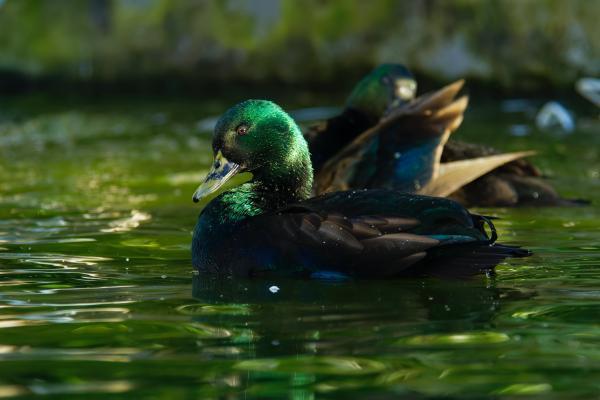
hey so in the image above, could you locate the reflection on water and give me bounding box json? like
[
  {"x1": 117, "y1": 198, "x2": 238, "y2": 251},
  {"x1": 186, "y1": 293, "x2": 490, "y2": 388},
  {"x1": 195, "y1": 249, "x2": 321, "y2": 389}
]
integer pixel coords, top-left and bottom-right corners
[{"x1": 0, "y1": 96, "x2": 598, "y2": 398}]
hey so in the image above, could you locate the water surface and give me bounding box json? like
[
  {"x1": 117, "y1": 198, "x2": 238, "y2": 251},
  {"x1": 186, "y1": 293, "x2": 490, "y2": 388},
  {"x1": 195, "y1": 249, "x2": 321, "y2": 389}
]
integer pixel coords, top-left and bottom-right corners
[{"x1": 0, "y1": 93, "x2": 598, "y2": 399}]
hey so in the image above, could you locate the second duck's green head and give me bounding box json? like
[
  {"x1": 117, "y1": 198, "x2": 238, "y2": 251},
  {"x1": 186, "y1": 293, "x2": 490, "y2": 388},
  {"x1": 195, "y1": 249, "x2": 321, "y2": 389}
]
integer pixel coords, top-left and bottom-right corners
[
  {"x1": 193, "y1": 100, "x2": 313, "y2": 204},
  {"x1": 346, "y1": 64, "x2": 416, "y2": 119}
]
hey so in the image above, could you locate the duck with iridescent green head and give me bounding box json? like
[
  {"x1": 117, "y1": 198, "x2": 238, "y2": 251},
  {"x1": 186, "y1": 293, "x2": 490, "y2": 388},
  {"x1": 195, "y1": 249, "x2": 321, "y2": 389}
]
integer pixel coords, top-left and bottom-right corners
[
  {"x1": 306, "y1": 64, "x2": 417, "y2": 171},
  {"x1": 192, "y1": 100, "x2": 529, "y2": 278},
  {"x1": 310, "y1": 64, "x2": 583, "y2": 206}
]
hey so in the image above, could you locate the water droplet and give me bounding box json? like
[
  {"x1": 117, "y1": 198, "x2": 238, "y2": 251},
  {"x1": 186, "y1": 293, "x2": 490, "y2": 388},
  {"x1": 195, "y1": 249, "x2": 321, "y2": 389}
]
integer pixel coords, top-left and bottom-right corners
[
  {"x1": 125, "y1": 258, "x2": 130, "y2": 262},
  {"x1": 161, "y1": 275, "x2": 167, "y2": 279}
]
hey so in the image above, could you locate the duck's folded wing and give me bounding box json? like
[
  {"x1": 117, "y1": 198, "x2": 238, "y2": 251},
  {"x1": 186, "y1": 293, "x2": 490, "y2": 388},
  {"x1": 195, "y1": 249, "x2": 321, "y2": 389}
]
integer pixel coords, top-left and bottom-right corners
[
  {"x1": 232, "y1": 192, "x2": 526, "y2": 278},
  {"x1": 237, "y1": 210, "x2": 462, "y2": 278}
]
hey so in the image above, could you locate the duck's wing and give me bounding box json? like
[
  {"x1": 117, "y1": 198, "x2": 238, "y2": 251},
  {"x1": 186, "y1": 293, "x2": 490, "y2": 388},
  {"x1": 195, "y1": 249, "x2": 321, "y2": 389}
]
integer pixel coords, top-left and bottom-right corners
[
  {"x1": 314, "y1": 80, "x2": 467, "y2": 194},
  {"x1": 419, "y1": 151, "x2": 536, "y2": 197},
  {"x1": 441, "y1": 140, "x2": 587, "y2": 206},
  {"x1": 442, "y1": 140, "x2": 542, "y2": 176},
  {"x1": 231, "y1": 190, "x2": 529, "y2": 278}
]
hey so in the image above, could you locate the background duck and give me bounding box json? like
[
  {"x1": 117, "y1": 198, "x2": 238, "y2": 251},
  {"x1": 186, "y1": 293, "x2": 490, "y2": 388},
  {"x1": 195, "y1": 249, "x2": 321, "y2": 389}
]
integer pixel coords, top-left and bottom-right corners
[
  {"x1": 192, "y1": 99, "x2": 530, "y2": 279},
  {"x1": 308, "y1": 64, "x2": 583, "y2": 207},
  {"x1": 305, "y1": 64, "x2": 417, "y2": 171}
]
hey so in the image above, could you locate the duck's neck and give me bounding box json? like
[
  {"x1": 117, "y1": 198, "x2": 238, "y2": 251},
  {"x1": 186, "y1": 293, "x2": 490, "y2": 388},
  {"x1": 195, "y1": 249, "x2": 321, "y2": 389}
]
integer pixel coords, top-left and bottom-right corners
[
  {"x1": 193, "y1": 134, "x2": 313, "y2": 271},
  {"x1": 253, "y1": 157, "x2": 313, "y2": 208},
  {"x1": 207, "y1": 153, "x2": 313, "y2": 225}
]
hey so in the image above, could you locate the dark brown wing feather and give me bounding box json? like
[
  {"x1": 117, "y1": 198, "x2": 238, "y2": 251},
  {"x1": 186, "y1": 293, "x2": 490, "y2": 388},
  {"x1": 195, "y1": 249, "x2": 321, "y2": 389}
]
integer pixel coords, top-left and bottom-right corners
[{"x1": 221, "y1": 191, "x2": 528, "y2": 279}]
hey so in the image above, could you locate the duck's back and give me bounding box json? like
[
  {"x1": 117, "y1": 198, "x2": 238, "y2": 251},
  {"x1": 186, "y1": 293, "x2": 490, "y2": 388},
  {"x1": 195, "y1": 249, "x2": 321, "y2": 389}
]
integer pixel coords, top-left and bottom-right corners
[{"x1": 195, "y1": 190, "x2": 529, "y2": 278}]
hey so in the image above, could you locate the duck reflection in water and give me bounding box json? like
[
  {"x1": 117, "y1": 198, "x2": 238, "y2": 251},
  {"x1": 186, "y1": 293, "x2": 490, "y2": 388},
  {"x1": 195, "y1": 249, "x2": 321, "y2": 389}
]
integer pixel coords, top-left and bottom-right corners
[{"x1": 192, "y1": 274, "x2": 534, "y2": 357}]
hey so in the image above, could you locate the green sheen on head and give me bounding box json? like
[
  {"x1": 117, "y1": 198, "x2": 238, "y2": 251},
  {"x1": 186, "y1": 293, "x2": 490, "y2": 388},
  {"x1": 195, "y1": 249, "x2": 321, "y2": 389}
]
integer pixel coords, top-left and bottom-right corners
[
  {"x1": 193, "y1": 100, "x2": 313, "y2": 203},
  {"x1": 345, "y1": 64, "x2": 416, "y2": 119}
]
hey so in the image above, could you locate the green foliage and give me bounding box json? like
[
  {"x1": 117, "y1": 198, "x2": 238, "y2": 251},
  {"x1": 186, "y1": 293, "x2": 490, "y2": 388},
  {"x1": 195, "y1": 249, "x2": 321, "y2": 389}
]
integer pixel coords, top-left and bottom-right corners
[{"x1": 0, "y1": 0, "x2": 598, "y2": 87}]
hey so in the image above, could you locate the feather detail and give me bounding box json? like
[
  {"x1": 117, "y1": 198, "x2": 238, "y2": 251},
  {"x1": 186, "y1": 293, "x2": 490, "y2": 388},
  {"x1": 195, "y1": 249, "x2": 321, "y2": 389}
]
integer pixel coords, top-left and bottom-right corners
[
  {"x1": 419, "y1": 151, "x2": 536, "y2": 197},
  {"x1": 314, "y1": 80, "x2": 468, "y2": 194}
]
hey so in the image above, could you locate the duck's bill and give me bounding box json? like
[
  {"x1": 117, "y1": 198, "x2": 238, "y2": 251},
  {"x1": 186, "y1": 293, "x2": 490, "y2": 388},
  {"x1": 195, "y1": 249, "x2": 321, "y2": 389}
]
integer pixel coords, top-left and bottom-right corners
[
  {"x1": 394, "y1": 78, "x2": 417, "y2": 101},
  {"x1": 193, "y1": 151, "x2": 242, "y2": 203}
]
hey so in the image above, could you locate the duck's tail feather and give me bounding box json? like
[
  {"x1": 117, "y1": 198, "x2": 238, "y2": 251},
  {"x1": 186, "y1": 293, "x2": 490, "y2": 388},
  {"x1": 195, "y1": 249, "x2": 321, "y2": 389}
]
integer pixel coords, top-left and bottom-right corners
[
  {"x1": 419, "y1": 94, "x2": 469, "y2": 181},
  {"x1": 422, "y1": 243, "x2": 532, "y2": 279},
  {"x1": 380, "y1": 80, "x2": 468, "y2": 147},
  {"x1": 419, "y1": 151, "x2": 537, "y2": 197}
]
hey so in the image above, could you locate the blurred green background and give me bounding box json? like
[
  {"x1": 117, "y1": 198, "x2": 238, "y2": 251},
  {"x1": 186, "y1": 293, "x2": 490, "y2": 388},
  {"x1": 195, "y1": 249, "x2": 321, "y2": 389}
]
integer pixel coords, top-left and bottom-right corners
[{"x1": 0, "y1": 0, "x2": 598, "y2": 93}]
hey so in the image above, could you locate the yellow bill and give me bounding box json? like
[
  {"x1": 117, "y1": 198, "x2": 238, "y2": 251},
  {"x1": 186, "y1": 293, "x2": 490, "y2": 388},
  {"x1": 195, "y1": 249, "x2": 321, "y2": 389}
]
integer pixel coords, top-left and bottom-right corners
[{"x1": 193, "y1": 151, "x2": 245, "y2": 203}]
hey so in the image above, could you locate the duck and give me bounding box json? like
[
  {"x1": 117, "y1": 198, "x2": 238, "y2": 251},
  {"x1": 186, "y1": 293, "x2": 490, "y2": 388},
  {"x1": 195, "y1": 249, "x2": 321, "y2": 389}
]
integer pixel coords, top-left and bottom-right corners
[
  {"x1": 191, "y1": 100, "x2": 530, "y2": 279},
  {"x1": 308, "y1": 64, "x2": 583, "y2": 207},
  {"x1": 305, "y1": 64, "x2": 417, "y2": 171}
]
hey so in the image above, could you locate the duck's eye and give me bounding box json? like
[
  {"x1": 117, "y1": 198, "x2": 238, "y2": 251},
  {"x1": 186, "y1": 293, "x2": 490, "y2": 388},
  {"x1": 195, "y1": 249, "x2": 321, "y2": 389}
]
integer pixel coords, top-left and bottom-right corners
[{"x1": 236, "y1": 124, "x2": 249, "y2": 136}]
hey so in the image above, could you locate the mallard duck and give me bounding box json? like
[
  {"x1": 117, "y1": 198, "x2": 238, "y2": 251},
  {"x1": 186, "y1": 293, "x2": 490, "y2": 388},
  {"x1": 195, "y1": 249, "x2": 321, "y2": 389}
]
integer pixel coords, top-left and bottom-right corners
[
  {"x1": 191, "y1": 100, "x2": 530, "y2": 278},
  {"x1": 309, "y1": 64, "x2": 582, "y2": 207},
  {"x1": 305, "y1": 64, "x2": 417, "y2": 171}
]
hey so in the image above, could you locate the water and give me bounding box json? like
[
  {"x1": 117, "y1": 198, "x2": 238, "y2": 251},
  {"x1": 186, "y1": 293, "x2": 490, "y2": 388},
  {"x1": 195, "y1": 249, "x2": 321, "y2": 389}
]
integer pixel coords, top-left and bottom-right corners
[{"x1": 0, "y1": 93, "x2": 598, "y2": 399}]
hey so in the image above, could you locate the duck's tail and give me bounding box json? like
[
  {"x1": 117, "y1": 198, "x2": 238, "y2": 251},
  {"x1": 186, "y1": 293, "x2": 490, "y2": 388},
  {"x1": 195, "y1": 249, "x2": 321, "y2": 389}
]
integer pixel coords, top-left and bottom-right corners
[
  {"x1": 418, "y1": 213, "x2": 531, "y2": 278},
  {"x1": 422, "y1": 242, "x2": 531, "y2": 279}
]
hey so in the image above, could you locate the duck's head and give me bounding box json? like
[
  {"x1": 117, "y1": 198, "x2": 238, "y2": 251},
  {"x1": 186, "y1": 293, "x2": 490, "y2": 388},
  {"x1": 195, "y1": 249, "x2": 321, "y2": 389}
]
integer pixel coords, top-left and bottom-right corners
[
  {"x1": 193, "y1": 100, "x2": 313, "y2": 204},
  {"x1": 346, "y1": 64, "x2": 416, "y2": 119}
]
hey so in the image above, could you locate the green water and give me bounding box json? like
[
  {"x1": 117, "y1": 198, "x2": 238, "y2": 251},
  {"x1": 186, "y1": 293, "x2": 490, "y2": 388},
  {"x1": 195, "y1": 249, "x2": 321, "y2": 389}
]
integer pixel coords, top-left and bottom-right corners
[{"x1": 0, "y1": 93, "x2": 599, "y2": 399}]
